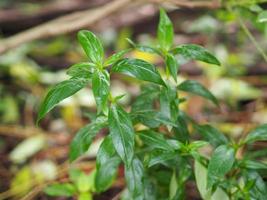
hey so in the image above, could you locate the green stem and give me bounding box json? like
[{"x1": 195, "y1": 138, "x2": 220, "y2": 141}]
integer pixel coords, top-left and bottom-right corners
[{"x1": 228, "y1": 6, "x2": 267, "y2": 63}]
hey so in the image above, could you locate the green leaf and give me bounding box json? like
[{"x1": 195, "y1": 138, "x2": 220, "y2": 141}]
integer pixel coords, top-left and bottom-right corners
[
  {"x1": 37, "y1": 78, "x2": 89, "y2": 123},
  {"x1": 207, "y1": 145, "x2": 235, "y2": 188},
  {"x1": 95, "y1": 136, "x2": 121, "y2": 192},
  {"x1": 108, "y1": 104, "x2": 135, "y2": 167},
  {"x1": 67, "y1": 62, "x2": 95, "y2": 78},
  {"x1": 166, "y1": 54, "x2": 179, "y2": 82},
  {"x1": 78, "y1": 193, "x2": 93, "y2": 200},
  {"x1": 194, "y1": 124, "x2": 228, "y2": 147},
  {"x1": 241, "y1": 160, "x2": 267, "y2": 170},
  {"x1": 245, "y1": 124, "x2": 267, "y2": 144},
  {"x1": 104, "y1": 49, "x2": 131, "y2": 66},
  {"x1": 173, "y1": 112, "x2": 190, "y2": 142},
  {"x1": 194, "y1": 161, "x2": 211, "y2": 199},
  {"x1": 172, "y1": 44, "x2": 220, "y2": 65},
  {"x1": 69, "y1": 116, "x2": 107, "y2": 161},
  {"x1": 194, "y1": 161, "x2": 229, "y2": 200},
  {"x1": 77, "y1": 170, "x2": 95, "y2": 192},
  {"x1": 258, "y1": 11, "x2": 267, "y2": 23},
  {"x1": 125, "y1": 157, "x2": 144, "y2": 199},
  {"x1": 77, "y1": 30, "x2": 104, "y2": 64},
  {"x1": 92, "y1": 69, "x2": 110, "y2": 115},
  {"x1": 138, "y1": 130, "x2": 177, "y2": 151},
  {"x1": 147, "y1": 151, "x2": 177, "y2": 167},
  {"x1": 135, "y1": 45, "x2": 161, "y2": 55},
  {"x1": 112, "y1": 58, "x2": 165, "y2": 86},
  {"x1": 44, "y1": 183, "x2": 76, "y2": 197},
  {"x1": 178, "y1": 80, "x2": 218, "y2": 106},
  {"x1": 157, "y1": 8, "x2": 174, "y2": 50},
  {"x1": 245, "y1": 171, "x2": 267, "y2": 200}
]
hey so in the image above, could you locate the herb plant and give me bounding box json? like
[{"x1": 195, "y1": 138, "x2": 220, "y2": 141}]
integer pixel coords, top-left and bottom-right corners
[{"x1": 38, "y1": 9, "x2": 267, "y2": 200}]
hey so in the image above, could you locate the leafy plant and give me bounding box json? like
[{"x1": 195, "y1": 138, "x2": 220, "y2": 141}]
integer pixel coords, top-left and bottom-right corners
[
  {"x1": 44, "y1": 169, "x2": 95, "y2": 200},
  {"x1": 38, "y1": 8, "x2": 267, "y2": 200}
]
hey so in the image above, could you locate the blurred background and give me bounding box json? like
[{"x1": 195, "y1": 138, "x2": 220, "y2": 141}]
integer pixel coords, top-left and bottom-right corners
[{"x1": 0, "y1": 0, "x2": 267, "y2": 199}]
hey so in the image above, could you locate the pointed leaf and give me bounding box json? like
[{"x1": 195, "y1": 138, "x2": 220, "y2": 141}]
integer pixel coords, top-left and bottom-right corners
[
  {"x1": 44, "y1": 183, "x2": 76, "y2": 197},
  {"x1": 69, "y1": 116, "x2": 107, "y2": 161},
  {"x1": 178, "y1": 80, "x2": 218, "y2": 106},
  {"x1": 194, "y1": 124, "x2": 228, "y2": 147},
  {"x1": 108, "y1": 104, "x2": 135, "y2": 167},
  {"x1": 207, "y1": 145, "x2": 235, "y2": 188},
  {"x1": 112, "y1": 58, "x2": 165, "y2": 86},
  {"x1": 77, "y1": 30, "x2": 104, "y2": 64},
  {"x1": 67, "y1": 62, "x2": 95, "y2": 78},
  {"x1": 172, "y1": 44, "x2": 220, "y2": 65},
  {"x1": 138, "y1": 130, "x2": 177, "y2": 151},
  {"x1": 37, "y1": 78, "x2": 89, "y2": 123},
  {"x1": 92, "y1": 69, "x2": 110, "y2": 114},
  {"x1": 125, "y1": 157, "x2": 144, "y2": 199},
  {"x1": 104, "y1": 49, "x2": 131, "y2": 66},
  {"x1": 157, "y1": 9, "x2": 174, "y2": 50},
  {"x1": 166, "y1": 54, "x2": 179, "y2": 82},
  {"x1": 245, "y1": 124, "x2": 267, "y2": 144},
  {"x1": 95, "y1": 136, "x2": 121, "y2": 192}
]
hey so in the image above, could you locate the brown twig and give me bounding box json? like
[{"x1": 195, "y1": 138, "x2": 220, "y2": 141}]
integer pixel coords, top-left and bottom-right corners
[{"x1": 0, "y1": 0, "x2": 132, "y2": 55}]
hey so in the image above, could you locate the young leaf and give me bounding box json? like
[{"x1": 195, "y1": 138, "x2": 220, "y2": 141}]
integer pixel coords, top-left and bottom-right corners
[
  {"x1": 194, "y1": 124, "x2": 228, "y2": 147},
  {"x1": 77, "y1": 30, "x2": 104, "y2": 65},
  {"x1": 125, "y1": 157, "x2": 144, "y2": 199},
  {"x1": 92, "y1": 69, "x2": 110, "y2": 115},
  {"x1": 244, "y1": 124, "x2": 267, "y2": 144},
  {"x1": 112, "y1": 58, "x2": 165, "y2": 86},
  {"x1": 69, "y1": 116, "x2": 107, "y2": 161},
  {"x1": 77, "y1": 171, "x2": 95, "y2": 192},
  {"x1": 104, "y1": 49, "x2": 131, "y2": 66},
  {"x1": 172, "y1": 44, "x2": 220, "y2": 66},
  {"x1": 157, "y1": 8, "x2": 174, "y2": 50},
  {"x1": 207, "y1": 145, "x2": 235, "y2": 188},
  {"x1": 108, "y1": 104, "x2": 135, "y2": 167},
  {"x1": 178, "y1": 80, "x2": 218, "y2": 106},
  {"x1": 37, "y1": 78, "x2": 89, "y2": 123},
  {"x1": 166, "y1": 53, "x2": 179, "y2": 82},
  {"x1": 44, "y1": 183, "x2": 76, "y2": 197},
  {"x1": 95, "y1": 136, "x2": 121, "y2": 192},
  {"x1": 67, "y1": 62, "x2": 95, "y2": 78},
  {"x1": 126, "y1": 38, "x2": 161, "y2": 55}
]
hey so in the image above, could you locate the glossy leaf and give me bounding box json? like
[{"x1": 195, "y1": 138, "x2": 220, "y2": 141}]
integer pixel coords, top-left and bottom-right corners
[
  {"x1": 166, "y1": 54, "x2": 179, "y2": 82},
  {"x1": 172, "y1": 44, "x2": 220, "y2": 65},
  {"x1": 108, "y1": 104, "x2": 135, "y2": 167},
  {"x1": 207, "y1": 145, "x2": 235, "y2": 188},
  {"x1": 241, "y1": 160, "x2": 267, "y2": 170},
  {"x1": 194, "y1": 124, "x2": 228, "y2": 147},
  {"x1": 95, "y1": 136, "x2": 121, "y2": 192},
  {"x1": 147, "y1": 151, "x2": 177, "y2": 167},
  {"x1": 104, "y1": 49, "x2": 131, "y2": 66},
  {"x1": 37, "y1": 78, "x2": 89, "y2": 123},
  {"x1": 69, "y1": 116, "x2": 107, "y2": 161},
  {"x1": 44, "y1": 183, "x2": 76, "y2": 197},
  {"x1": 67, "y1": 62, "x2": 95, "y2": 78},
  {"x1": 92, "y1": 69, "x2": 110, "y2": 114},
  {"x1": 245, "y1": 124, "x2": 267, "y2": 144},
  {"x1": 77, "y1": 30, "x2": 104, "y2": 64},
  {"x1": 245, "y1": 171, "x2": 267, "y2": 200},
  {"x1": 112, "y1": 58, "x2": 165, "y2": 86},
  {"x1": 157, "y1": 8, "x2": 174, "y2": 50},
  {"x1": 178, "y1": 80, "x2": 218, "y2": 106},
  {"x1": 125, "y1": 157, "x2": 144, "y2": 199},
  {"x1": 138, "y1": 130, "x2": 177, "y2": 151}
]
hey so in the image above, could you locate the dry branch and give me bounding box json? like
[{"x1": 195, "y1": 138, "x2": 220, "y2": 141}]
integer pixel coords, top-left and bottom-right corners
[{"x1": 0, "y1": 0, "x2": 224, "y2": 54}]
